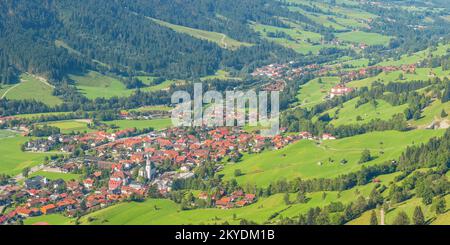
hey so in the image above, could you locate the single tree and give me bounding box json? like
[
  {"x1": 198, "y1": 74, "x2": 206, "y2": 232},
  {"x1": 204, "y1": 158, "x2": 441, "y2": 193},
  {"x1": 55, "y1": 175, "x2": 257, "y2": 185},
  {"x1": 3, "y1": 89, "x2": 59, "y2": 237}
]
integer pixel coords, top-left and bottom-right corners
[
  {"x1": 433, "y1": 197, "x2": 446, "y2": 215},
  {"x1": 413, "y1": 206, "x2": 425, "y2": 225},
  {"x1": 441, "y1": 109, "x2": 448, "y2": 118},
  {"x1": 359, "y1": 149, "x2": 372, "y2": 164},
  {"x1": 392, "y1": 211, "x2": 410, "y2": 225},
  {"x1": 22, "y1": 167, "x2": 30, "y2": 178},
  {"x1": 297, "y1": 191, "x2": 308, "y2": 203},
  {"x1": 370, "y1": 210, "x2": 378, "y2": 225},
  {"x1": 283, "y1": 193, "x2": 290, "y2": 205},
  {"x1": 234, "y1": 169, "x2": 242, "y2": 177}
]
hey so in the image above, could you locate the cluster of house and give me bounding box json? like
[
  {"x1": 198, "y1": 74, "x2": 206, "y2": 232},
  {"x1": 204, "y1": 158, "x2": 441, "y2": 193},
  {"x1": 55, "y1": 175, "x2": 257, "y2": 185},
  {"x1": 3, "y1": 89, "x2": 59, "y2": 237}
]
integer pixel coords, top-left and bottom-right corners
[
  {"x1": 24, "y1": 128, "x2": 137, "y2": 153},
  {"x1": 119, "y1": 110, "x2": 170, "y2": 120},
  {"x1": 329, "y1": 84, "x2": 354, "y2": 98},
  {"x1": 262, "y1": 79, "x2": 287, "y2": 91},
  {"x1": 0, "y1": 116, "x2": 17, "y2": 124},
  {"x1": 251, "y1": 63, "x2": 289, "y2": 79},
  {"x1": 24, "y1": 135, "x2": 73, "y2": 152},
  {"x1": 341, "y1": 64, "x2": 416, "y2": 82},
  {"x1": 299, "y1": 131, "x2": 336, "y2": 140},
  {"x1": 0, "y1": 164, "x2": 153, "y2": 224},
  {"x1": 198, "y1": 190, "x2": 257, "y2": 209},
  {"x1": 2, "y1": 124, "x2": 315, "y2": 224}
]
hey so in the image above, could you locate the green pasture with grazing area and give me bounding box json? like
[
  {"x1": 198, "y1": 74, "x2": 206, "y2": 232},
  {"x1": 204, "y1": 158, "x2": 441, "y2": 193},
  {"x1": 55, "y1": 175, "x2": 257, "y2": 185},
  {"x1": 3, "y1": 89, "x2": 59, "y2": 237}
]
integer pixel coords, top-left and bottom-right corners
[
  {"x1": 318, "y1": 98, "x2": 408, "y2": 126},
  {"x1": 410, "y1": 100, "x2": 450, "y2": 127},
  {"x1": 219, "y1": 130, "x2": 444, "y2": 187},
  {"x1": 76, "y1": 172, "x2": 398, "y2": 225},
  {"x1": 348, "y1": 194, "x2": 450, "y2": 225},
  {"x1": 140, "y1": 79, "x2": 182, "y2": 92},
  {"x1": 336, "y1": 31, "x2": 391, "y2": 46},
  {"x1": 251, "y1": 22, "x2": 344, "y2": 54},
  {"x1": 24, "y1": 214, "x2": 74, "y2": 225},
  {"x1": 0, "y1": 129, "x2": 17, "y2": 139},
  {"x1": 103, "y1": 118, "x2": 172, "y2": 131},
  {"x1": 376, "y1": 43, "x2": 450, "y2": 67},
  {"x1": 29, "y1": 171, "x2": 81, "y2": 182},
  {"x1": 3, "y1": 73, "x2": 63, "y2": 106},
  {"x1": 200, "y1": 70, "x2": 240, "y2": 81},
  {"x1": 41, "y1": 120, "x2": 93, "y2": 134},
  {"x1": 149, "y1": 17, "x2": 252, "y2": 50},
  {"x1": 296, "y1": 77, "x2": 340, "y2": 108},
  {"x1": 0, "y1": 84, "x2": 13, "y2": 98},
  {"x1": 347, "y1": 67, "x2": 450, "y2": 88},
  {"x1": 70, "y1": 71, "x2": 133, "y2": 99},
  {"x1": 0, "y1": 135, "x2": 54, "y2": 176},
  {"x1": 287, "y1": 6, "x2": 347, "y2": 31}
]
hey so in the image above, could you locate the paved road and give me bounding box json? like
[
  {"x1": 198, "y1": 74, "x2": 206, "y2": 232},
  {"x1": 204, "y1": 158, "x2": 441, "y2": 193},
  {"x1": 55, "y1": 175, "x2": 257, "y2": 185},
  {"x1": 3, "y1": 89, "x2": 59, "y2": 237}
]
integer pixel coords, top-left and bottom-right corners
[{"x1": 13, "y1": 164, "x2": 44, "y2": 182}]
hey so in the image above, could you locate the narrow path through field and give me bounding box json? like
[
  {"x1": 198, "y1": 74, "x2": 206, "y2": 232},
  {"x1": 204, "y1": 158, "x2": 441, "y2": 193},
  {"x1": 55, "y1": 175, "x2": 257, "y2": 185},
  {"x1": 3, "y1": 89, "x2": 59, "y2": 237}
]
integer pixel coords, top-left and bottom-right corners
[
  {"x1": 1, "y1": 74, "x2": 55, "y2": 100},
  {"x1": 0, "y1": 83, "x2": 21, "y2": 99},
  {"x1": 30, "y1": 74, "x2": 55, "y2": 89},
  {"x1": 13, "y1": 164, "x2": 44, "y2": 182}
]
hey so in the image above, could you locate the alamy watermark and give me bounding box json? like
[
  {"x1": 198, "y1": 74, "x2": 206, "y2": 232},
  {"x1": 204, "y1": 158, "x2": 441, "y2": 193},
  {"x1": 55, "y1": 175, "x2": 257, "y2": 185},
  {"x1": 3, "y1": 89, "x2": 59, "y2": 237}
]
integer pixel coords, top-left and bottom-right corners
[{"x1": 171, "y1": 83, "x2": 280, "y2": 137}]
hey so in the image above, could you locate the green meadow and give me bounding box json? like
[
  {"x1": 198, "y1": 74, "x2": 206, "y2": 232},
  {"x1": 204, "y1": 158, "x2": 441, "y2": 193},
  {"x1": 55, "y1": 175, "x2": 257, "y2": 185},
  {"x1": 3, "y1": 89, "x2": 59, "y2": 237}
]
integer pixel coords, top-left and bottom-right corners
[
  {"x1": 0, "y1": 129, "x2": 17, "y2": 139},
  {"x1": 336, "y1": 31, "x2": 391, "y2": 46},
  {"x1": 287, "y1": 6, "x2": 347, "y2": 31},
  {"x1": 347, "y1": 67, "x2": 450, "y2": 88},
  {"x1": 140, "y1": 79, "x2": 182, "y2": 93},
  {"x1": 149, "y1": 17, "x2": 252, "y2": 50},
  {"x1": 78, "y1": 172, "x2": 399, "y2": 225},
  {"x1": 0, "y1": 134, "x2": 54, "y2": 176},
  {"x1": 42, "y1": 120, "x2": 93, "y2": 134},
  {"x1": 200, "y1": 70, "x2": 240, "y2": 81},
  {"x1": 3, "y1": 73, "x2": 63, "y2": 106},
  {"x1": 29, "y1": 170, "x2": 81, "y2": 182},
  {"x1": 319, "y1": 98, "x2": 408, "y2": 126},
  {"x1": 103, "y1": 118, "x2": 172, "y2": 131},
  {"x1": 24, "y1": 214, "x2": 75, "y2": 225},
  {"x1": 252, "y1": 22, "x2": 340, "y2": 54},
  {"x1": 348, "y1": 194, "x2": 450, "y2": 225},
  {"x1": 410, "y1": 100, "x2": 450, "y2": 127},
  {"x1": 296, "y1": 77, "x2": 340, "y2": 108},
  {"x1": 69, "y1": 71, "x2": 133, "y2": 99},
  {"x1": 376, "y1": 43, "x2": 450, "y2": 67},
  {"x1": 219, "y1": 130, "x2": 444, "y2": 187}
]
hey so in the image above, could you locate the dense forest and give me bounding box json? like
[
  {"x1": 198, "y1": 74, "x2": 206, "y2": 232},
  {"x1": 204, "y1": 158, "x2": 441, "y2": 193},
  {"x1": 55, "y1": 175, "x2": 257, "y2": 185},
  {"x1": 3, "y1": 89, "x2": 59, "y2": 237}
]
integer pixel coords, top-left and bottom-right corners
[
  {"x1": 0, "y1": 0, "x2": 302, "y2": 84},
  {"x1": 1, "y1": 0, "x2": 450, "y2": 86}
]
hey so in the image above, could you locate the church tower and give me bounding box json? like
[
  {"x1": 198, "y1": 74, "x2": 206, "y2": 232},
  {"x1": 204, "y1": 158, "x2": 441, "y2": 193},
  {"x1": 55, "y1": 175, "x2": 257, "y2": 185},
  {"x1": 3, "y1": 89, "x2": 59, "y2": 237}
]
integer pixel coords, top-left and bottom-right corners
[{"x1": 145, "y1": 155, "x2": 154, "y2": 180}]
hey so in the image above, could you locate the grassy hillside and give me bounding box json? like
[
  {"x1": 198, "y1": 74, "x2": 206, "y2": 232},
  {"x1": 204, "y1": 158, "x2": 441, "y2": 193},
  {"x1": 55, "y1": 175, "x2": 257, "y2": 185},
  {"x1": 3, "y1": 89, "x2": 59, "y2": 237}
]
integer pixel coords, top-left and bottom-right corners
[
  {"x1": 348, "y1": 194, "x2": 450, "y2": 225},
  {"x1": 319, "y1": 98, "x2": 408, "y2": 126},
  {"x1": 219, "y1": 130, "x2": 444, "y2": 187},
  {"x1": 3, "y1": 74, "x2": 63, "y2": 106},
  {"x1": 347, "y1": 67, "x2": 450, "y2": 88},
  {"x1": 149, "y1": 18, "x2": 252, "y2": 50},
  {"x1": 77, "y1": 172, "x2": 398, "y2": 225},
  {"x1": 69, "y1": 71, "x2": 133, "y2": 99},
  {"x1": 336, "y1": 31, "x2": 391, "y2": 46},
  {"x1": 296, "y1": 77, "x2": 340, "y2": 108},
  {"x1": 411, "y1": 100, "x2": 450, "y2": 127},
  {"x1": 251, "y1": 22, "x2": 338, "y2": 54}
]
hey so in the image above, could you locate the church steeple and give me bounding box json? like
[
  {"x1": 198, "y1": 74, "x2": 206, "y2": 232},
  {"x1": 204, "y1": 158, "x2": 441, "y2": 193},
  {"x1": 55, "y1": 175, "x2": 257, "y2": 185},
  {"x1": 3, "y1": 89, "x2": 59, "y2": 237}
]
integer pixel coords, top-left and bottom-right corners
[{"x1": 145, "y1": 154, "x2": 154, "y2": 180}]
